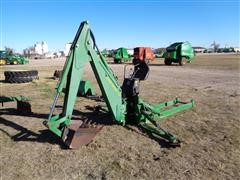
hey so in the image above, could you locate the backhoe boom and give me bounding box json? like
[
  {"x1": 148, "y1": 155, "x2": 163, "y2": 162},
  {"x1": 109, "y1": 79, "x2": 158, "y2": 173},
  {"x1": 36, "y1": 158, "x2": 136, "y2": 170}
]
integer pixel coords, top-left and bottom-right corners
[
  {"x1": 46, "y1": 21, "x2": 126, "y2": 145},
  {"x1": 45, "y1": 21, "x2": 195, "y2": 149}
]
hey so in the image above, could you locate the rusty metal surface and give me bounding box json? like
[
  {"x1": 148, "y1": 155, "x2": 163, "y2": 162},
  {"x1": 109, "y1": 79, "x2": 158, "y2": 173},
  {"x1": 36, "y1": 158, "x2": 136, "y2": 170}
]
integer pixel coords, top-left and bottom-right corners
[{"x1": 62, "y1": 119, "x2": 103, "y2": 149}]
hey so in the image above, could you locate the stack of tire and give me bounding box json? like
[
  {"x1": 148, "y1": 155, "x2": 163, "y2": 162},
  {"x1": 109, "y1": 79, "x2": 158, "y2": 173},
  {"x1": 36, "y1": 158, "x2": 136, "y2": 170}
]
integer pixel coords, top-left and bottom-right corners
[{"x1": 4, "y1": 70, "x2": 39, "y2": 83}]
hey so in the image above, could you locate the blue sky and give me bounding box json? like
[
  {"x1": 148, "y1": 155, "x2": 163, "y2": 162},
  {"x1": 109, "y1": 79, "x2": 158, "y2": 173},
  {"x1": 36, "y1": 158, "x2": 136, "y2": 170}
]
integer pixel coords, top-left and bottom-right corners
[{"x1": 0, "y1": 0, "x2": 239, "y2": 53}]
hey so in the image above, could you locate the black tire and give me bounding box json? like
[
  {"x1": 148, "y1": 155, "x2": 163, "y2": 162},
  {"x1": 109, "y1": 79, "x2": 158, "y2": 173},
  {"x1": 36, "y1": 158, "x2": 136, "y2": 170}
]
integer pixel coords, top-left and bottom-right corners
[
  {"x1": 179, "y1": 57, "x2": 187, "y2": 66},
  {"x1": 114, "y1": 58, "x2": 121, "y2": 64},
  {"x1": 4, "y1": 70, "x2": 38, "y2": 83},
  {"x1": 164, "y1": 58, "x2": 172, "y2": 65},
  {"x1": 113, "y1": 59, "x2": 118, "y2": 63},
  {"x1": 132, "y1": 59, "x2": 141, "y2": 65}
]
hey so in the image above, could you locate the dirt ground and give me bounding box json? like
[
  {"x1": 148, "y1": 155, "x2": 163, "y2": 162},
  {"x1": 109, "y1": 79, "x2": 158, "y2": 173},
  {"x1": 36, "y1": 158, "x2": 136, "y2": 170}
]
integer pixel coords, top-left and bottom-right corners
[{"x1": 0, "y1": 54, "x2": 239, "y2": 180}]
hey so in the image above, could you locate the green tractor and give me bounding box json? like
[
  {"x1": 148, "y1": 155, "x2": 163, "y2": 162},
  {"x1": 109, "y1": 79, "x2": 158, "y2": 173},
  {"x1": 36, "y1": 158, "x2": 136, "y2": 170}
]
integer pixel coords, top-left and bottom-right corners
[
  {"x1": 113, "y1": 47, "x2": 130, "y2": 63},
  {"x1": 0, "y1": 50, "x2": 29, "y2": 65},
  {"x1": 164, "y1": 42, "x2": 195, "y2": 66}
]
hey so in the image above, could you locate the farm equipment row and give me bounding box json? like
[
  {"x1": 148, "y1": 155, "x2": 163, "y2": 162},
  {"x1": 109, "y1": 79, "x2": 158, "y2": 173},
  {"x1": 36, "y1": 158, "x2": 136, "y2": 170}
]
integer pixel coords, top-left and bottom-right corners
[
  {"x1": 0, "y1": 39, "x2": 194, "y2": 67},
  {"x1": 112, "y1": 43, "x2": 195, "y2": 65},
  {"x1": 113, "y1": 47, "x2": 156, "y2": 65},
  {"x1": 113, "y1": 47, "x2": 155, "y2": 64}
]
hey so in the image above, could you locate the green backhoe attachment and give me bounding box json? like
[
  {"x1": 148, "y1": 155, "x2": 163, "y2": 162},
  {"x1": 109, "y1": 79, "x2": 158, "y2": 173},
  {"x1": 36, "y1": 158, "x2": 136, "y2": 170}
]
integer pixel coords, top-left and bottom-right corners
[
  {"x1": 137, "y1": 98, "x2": 194, "y2": 146},
  {"x1": 45, "y1": 21, "x2": 195, "y2": 149},
  {"x1": 53, "y1": 70, "x2": 95, "y2": 96}
]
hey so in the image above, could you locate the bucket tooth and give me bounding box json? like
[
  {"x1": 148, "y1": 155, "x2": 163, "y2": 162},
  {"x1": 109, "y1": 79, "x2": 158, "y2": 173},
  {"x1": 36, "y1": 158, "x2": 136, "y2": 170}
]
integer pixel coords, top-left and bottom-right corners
[{"x1": 62, "y1": 120, "x2": 103, "y2": 149}]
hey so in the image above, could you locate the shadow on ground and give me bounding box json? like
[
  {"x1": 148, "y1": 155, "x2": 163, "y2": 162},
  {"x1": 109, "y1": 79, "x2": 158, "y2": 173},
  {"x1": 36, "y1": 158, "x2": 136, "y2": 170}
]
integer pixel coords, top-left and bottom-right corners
[
  {"x1": 0, "y1": 106, "x2": 178, "y2": 149},
  {"x1": 148, "y1": 63, "x2": 179, "y2": 67},
  {"x1": 0, "y1": 116, "x2": 66, "y2": 148},
  {"x1": 125, "y1": 125, "x2": 180, "y2": 149}
]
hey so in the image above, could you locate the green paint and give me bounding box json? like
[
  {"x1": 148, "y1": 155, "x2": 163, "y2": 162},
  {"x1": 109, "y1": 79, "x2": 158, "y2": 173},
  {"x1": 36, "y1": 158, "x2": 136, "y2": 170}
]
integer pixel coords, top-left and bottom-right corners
[
  {"x1": 114, "y1": 47, "x2": 130, "y2": 63},
  {"x1": 0, "y1": 50, "x2": 29, "y2": 65},
  {"x1": 45, "y1": 21, "x2": 195, "y2": 146},
  {"x1": 164, "y1": 42, "x2": 195, "y2": 65}
]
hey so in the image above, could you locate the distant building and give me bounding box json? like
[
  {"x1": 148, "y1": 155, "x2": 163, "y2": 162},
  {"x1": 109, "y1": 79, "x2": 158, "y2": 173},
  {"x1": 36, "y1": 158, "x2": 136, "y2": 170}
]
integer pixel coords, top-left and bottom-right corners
[
  {"x1": 34, "y1": 41, "x2": 49, "y2": 55},
  {"x1": 154, "y1": 48, "x2": 166, "y2": 54},
  {"x1": 64, "y1": 43, "x2": 72, "y2": 56},
  {"x1": 45, "y1": 52, "x2": 55, "y2": 59},
  {"x1": 23, "y1": 41, "x2": 49, "y2": 58},
  {"x1": 127, "y1": 49, "x2": 134, "y2": 56},
  {"x1": 234, "y1": 47, "x2": 240, "y2": 52},
  {"x1": 193, "y1": 47, "x2": 206, "y2": 53}
]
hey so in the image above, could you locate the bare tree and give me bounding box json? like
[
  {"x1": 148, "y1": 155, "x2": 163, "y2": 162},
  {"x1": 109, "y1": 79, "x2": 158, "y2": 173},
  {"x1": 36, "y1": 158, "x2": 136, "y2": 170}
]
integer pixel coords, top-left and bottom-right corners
[
  {"x1": 4, "y1": 46, "x2": 14, "y2": 54},
  {"x1": 23, "y1": 46, "x2": 35, "y2": 58},
  {"x1": 155, "y1": 48, "x2": 166, "y2": 54},
  {"x1": 23, "y1": 48, "x2": 30, "y2": 58},
  {"x1": 211, "y1": 41, "x2": 220, "y2": 52}
]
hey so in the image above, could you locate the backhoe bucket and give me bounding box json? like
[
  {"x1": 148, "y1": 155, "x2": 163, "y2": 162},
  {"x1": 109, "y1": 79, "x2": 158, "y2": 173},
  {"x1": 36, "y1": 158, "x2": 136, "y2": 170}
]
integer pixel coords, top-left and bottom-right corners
[{"x1": 62, "y1": 120, "x2": 103, "y2": 149}]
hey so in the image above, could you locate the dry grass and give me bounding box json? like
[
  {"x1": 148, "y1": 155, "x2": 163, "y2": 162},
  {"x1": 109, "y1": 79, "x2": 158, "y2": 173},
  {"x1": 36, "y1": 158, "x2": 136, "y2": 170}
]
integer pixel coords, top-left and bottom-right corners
[{"x1": 0, "y1": 54, "x2": 240, "y2": 179}]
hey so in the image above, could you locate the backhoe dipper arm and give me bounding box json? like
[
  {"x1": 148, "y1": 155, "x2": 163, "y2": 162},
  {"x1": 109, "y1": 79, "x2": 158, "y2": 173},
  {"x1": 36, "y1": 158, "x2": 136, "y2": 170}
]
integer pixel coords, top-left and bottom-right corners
[{"x1": 46, "y1": 21, "x2": 126, "y2": 138}]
